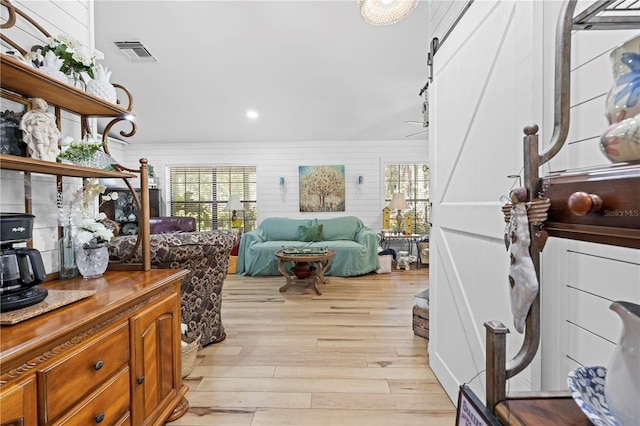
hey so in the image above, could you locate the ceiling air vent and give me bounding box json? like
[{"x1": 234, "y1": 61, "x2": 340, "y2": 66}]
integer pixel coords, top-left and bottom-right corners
[{"x1": 114, "y1": 41, "x2": 158, "y2": 62}]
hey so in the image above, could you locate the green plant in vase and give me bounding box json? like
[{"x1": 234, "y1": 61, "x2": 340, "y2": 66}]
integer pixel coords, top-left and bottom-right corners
[{"x1": 57, "y1": 138, "x2": 117, "y2": 170}]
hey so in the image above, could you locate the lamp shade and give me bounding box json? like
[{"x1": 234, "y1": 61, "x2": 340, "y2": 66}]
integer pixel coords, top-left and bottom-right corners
[
  {"x1": 224, "y1": 195, "x2": 245, "y2": 211},
  {"x1": 358, "y1": 0, "x2": 418, "y2": 26},
  {"x1": 387, "y1": 193, "x2": 410, "y2": 210}
]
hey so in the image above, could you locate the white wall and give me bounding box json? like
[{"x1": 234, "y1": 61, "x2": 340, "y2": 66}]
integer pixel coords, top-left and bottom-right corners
[
  {"x1": 119, "y1": 139, "x2": 428, "y2": 232},
  {"x1": 1, "y1": 0, "x2": 95, "y2": 273},
  {"x1": 428, "y1": 0, "x2": 640, "y2": 406}
]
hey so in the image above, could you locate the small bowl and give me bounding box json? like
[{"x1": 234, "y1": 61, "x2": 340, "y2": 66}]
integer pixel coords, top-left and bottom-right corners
[{"x1": 567, "y1": 366, "x2": 618, "y2": 426}]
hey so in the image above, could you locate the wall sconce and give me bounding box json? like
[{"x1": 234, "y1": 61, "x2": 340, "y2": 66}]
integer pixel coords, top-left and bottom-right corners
[
  {"x1": 355, "y1": 174, "x2": 364, "y2": 199},
  {"x1": 279, "y1": 176, "x2": 287, "y2": 202}
]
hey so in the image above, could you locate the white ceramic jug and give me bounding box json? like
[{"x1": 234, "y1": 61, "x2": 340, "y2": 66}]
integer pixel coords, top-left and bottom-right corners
[
  {"x1": 604, "y1": 301, "x2": 640, "y2": 425},
  {"x1": 601, "y1": 35, "x2": 640, "y2": 163}
]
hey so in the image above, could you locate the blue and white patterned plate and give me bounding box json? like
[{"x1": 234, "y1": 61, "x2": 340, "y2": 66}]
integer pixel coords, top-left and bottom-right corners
[{"x1": 567, "y1": 366, "x2": 619, "y2": 426}]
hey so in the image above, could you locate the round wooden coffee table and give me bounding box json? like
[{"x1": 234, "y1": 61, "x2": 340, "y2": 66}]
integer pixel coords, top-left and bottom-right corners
[{"x1": 274, "y1": 249, "x2": 336, "y2": 295}]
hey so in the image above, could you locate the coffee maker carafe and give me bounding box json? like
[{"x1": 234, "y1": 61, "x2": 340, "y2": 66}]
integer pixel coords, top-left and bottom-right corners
[{"x1": 1, "y1": 213, "x2": 48, "y2": 312}]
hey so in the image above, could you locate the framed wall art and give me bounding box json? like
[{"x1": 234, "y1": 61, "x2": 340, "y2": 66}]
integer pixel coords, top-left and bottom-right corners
[
  {"x1": 299, "y1": 165, "x2": 345, "y2": 212},
  {"x1": 0, "y1": 90, "x2": 30, "y2": 157}
]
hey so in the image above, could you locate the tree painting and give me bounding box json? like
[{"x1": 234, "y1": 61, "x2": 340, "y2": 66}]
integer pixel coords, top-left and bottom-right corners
[{"x1": 299, "y1": 165, "x2": 345, "y2": 212}]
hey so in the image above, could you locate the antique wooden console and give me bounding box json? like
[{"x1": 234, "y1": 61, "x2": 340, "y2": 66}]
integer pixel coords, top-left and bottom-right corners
[{"x1": 0, "y1": 270, "x2": 189, "y2": 426}]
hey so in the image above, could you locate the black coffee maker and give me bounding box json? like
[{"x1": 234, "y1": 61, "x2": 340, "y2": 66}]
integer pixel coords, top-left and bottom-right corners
[{"x1": 1, "y1": 213, "x2": 48, "y2": 312}]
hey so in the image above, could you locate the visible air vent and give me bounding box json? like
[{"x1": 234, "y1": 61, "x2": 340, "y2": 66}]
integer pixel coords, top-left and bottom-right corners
[{"x1": 114, "y1": 41, "x2": 158, "y2": 62}]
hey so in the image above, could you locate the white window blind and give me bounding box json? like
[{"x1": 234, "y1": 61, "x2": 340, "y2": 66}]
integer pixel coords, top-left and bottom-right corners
[
  {"x1": 168, "y1": 166, "x2": 257, "y2": 232},
  {"x1": 384, "y1": 163, "x2": 430, "y2": 234}
]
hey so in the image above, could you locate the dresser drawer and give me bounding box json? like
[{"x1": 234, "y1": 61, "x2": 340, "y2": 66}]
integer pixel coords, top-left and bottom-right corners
[
  {"x1": 39, "y1": 323, "x2": 130, "y2": 423},
  {"x1": 55, "y1": 366, "x2": 130, "y2": 426},
  {"x1": 541, "y1": 163, "x2": 640, "y2": 248}
]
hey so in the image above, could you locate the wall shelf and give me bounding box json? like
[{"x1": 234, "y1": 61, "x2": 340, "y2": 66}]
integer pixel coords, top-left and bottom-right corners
[
  {"x1": 0, "y1": 55, "x2": 134, "y2": 117},
  {"x1": 0, "y1": 154, "x2": 135, "y2": 178},
  {"x1": 572, "y1": 0, "x2": 640, "y2": 30},
  {"x1": 0, "y1": 0, "x2": 149, "y2": 272}
]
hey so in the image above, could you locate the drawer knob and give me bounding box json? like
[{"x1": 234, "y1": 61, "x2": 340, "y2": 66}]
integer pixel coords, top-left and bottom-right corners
[
  {"x1": 93, "y1": 360, "x2": 104, "y2": 370},
  {"x1": 137, "y1": 376, "x2": 145, "y2": 385},
  {"x1": 95, "y1": 412, "x2": 105, "y2": 423},
  {"x1": 567, "y1": 191, "x2": 603, "y2": 216}
]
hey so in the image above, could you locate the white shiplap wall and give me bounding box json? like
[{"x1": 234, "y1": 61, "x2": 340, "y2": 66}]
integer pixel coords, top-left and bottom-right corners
[
  {"x1": 119, "y1": 139, "x2": 428, "y2": 232},
  {"x1": 1, "y1": 0, "x2": 94, "y2": 273}
]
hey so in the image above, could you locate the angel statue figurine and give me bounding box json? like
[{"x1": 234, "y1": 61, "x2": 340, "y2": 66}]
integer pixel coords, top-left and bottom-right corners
[{"x1": 19, "y1": 97, "x2": 61, "y2": 161}]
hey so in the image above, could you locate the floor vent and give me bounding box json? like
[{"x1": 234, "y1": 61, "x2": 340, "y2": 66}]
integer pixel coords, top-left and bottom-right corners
[{"x1": 114, "y1": 41, "x2": 158, "y2": 62}]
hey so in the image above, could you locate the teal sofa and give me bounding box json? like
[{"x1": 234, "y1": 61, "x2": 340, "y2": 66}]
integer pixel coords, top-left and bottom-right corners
[{"x1": 237, "y1": 216, "x2": 380, "y2": 277}]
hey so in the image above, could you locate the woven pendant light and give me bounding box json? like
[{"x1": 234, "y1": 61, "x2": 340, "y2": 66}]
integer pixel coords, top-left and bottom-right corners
[{"x1": 357, "y1": 0, "x2": 418, "y2": 26}]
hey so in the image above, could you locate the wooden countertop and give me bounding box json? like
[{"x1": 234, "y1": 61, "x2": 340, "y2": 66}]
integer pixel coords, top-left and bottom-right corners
[
  {"x1": 495, "y1": 396, "x2": 591, "y2": 425},
  {"x1": 0, "y1": 269, "x2": 188, "y2": 376}
]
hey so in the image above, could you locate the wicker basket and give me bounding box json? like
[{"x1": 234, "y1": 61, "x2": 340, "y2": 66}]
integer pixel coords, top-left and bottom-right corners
[{"x1": 181, "y1": 331, "x2": 201, "y2": 378}]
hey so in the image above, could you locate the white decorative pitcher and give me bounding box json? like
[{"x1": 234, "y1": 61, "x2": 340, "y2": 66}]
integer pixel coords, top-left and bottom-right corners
[
  {"x1": 604, "y1": 301, "x2": 640, "y2": 425},
  {"x1": 600, "y1": 35, "x2": 640, "y2": 163}
]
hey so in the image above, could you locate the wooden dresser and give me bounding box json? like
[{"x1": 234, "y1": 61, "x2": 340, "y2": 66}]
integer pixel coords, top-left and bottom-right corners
[{"x1": 0, "y1": 269, "x2": 189, "y2": 426}]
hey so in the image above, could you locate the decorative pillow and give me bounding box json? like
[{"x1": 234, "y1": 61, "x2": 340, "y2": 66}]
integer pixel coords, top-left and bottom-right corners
[{"x1": 299, "y1": 225, "x2": 323, "y2": 242}]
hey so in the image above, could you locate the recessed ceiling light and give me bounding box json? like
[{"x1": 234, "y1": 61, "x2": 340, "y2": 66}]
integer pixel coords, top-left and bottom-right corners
[{"x1": 246, "y1": 110, "x2": 259, "y2": 120}]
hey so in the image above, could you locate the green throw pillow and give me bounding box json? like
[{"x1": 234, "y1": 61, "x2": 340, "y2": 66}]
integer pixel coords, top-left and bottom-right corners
[{"x1": 299, "y1": 225, "x2": 323, "y2": 242}]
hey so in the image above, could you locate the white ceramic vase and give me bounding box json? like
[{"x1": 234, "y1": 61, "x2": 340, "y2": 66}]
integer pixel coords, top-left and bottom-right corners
[
  {"x1": 600, "y1": 35, "x2": 640, "y2": 163},
  {"x1": 604, "y1": 301, "x2": 640, "y2": 425}
]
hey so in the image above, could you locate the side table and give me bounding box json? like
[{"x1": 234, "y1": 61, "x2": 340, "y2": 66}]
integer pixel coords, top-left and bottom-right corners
[
  {"x1": 379, "y1": 233, "x2": 429, "y2": 268},
  {"x1": 274, "y1": 249, "x2": 336, "y2": 295}
]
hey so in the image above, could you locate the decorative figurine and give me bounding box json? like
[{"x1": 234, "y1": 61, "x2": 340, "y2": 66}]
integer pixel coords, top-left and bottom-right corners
[
  {"x1": 86, "y1": 64, "x2": 117, "y2": 103},
  {"x1": 19, "y1": 98, "x2": 60, "y2": 161},
  {"x1": 506, "y1": 187, "x2": 539, "y2": 334},
  {"x1": 396, "y1": 251, "x2": 410, "y2": 270},
  {"x1": 39, "y1": 50, "x2": 67, "y2": 83}
]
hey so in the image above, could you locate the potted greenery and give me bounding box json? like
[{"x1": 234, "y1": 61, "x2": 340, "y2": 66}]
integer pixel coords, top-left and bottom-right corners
[{"x1": 57, "y1": 138, "x2": 117, "y2": 170}]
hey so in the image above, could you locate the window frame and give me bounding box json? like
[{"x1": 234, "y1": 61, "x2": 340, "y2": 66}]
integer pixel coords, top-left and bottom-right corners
[
  {"x1": 383, "y1": 162, "x2": 430, "y2": 234},
  {"x1": 167, "y1": 165, "x2": 257, "y2": 232}
]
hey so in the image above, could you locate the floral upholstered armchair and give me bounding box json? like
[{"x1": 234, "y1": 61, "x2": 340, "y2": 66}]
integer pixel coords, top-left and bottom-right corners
[{"x1": 108, "y1": 227, "x2": 237, "y2": 347}]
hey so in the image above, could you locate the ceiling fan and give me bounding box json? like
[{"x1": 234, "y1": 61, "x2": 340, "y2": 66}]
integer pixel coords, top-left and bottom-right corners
[
  {"x1": 405, "y1": 120, "x2": 429, "y2": 138},
  {"x1": 405, "y1": 95, "x2": 429, "y2": 138}
]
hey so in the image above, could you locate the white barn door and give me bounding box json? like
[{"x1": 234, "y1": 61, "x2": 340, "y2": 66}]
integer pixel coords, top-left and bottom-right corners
[{"x1": 428, "y1": 0, "x2": 541, "y2": 402}]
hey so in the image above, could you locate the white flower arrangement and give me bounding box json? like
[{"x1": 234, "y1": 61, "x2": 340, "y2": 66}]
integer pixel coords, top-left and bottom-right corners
[
  {"x1": 57, "y1": 179, "x2": 118, "y2": 248},
  {"x1": 74, "y1": 216, "x2": 114, "y2": 247},
  {"x1": 33, "y1": 34, "x2": 104, "y2": 79}
]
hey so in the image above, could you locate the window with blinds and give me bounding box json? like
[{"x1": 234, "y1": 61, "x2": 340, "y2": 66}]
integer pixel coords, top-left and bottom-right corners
[
  {"x1": 384, "y1": 163, "x2": 430, "y2": 234},
  {"x1": 168, "y1": 166, "x2": 257, "y2": 232}
]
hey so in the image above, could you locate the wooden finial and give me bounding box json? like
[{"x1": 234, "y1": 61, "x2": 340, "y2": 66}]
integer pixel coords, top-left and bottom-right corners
[{"x1": 523, "y1": 124, "x2": 539, "y2": 135}]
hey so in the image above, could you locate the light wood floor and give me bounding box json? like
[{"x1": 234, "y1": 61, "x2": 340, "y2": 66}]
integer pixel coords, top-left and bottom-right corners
[{"x1": 167, "y1": 268, "x2": 457, "y2": 426}]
